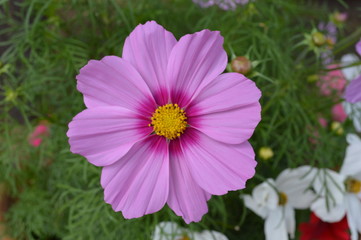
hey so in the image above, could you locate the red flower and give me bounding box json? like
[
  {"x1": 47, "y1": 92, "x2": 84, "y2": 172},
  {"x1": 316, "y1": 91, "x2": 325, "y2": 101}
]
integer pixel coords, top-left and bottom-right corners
[{"x1": 299, "y1": 212, "x2": 350, "y2": 240}]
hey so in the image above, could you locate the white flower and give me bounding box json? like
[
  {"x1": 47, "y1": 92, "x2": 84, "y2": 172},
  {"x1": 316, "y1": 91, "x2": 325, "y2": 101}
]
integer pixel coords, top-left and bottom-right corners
[
  {"x1": 152, "y1": 222, "x2": 228, "y2": 240},
  {"x1": 340, "y1": 134, "x2": 361, "y2": 240},
  {"x1": 341, "y1": 53, "x2": 361, "y2": 132},
  {"x1": 243, "y1": 166, "x2": 316, "y2": 240},
  {"x1": 311, "y1": 134, "x2": 361, "y2": 240}
]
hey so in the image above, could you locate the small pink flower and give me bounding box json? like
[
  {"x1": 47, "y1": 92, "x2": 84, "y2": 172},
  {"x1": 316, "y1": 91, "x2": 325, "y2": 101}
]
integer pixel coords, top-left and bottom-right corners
[
  {"x1": 29, "y1": 123, "x2": 50, "y2": 147},
  {"x1": 67, "y1": 21, "x2": 261, "y2": 223},
  {"x1": 331, "y1": 103, "x2": 347, "y2": 122},
  {"x1": 334, "y1": 12, "x2": 348, "y2": 23},
  {"x1": 318, "y1": 64, "x2": 347, "y2": 97}
]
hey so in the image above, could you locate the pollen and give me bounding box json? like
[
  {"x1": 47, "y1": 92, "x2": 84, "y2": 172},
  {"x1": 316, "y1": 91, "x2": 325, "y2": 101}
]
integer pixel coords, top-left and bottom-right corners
[
  {"x1": 278, "y1": 192, "x2": 288, "y2": 206},
  {"x1": 345, "y1": 178, "x2": 361, "y2": 194},
  {"x1": 149, "y1": 103, "x2": 187, "y2": 140}
]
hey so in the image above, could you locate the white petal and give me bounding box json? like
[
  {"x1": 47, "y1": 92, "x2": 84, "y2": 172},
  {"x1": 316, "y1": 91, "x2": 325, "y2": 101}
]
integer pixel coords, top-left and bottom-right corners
[
  {"x1": 311, "y1": 197, "x2": 346, "y2": 222},
  {"x1": 252, "y1": 180, "x2": 279, "y2": 210},
  {"x1": 276, "y1": 166, "x2": 317, "y2": 209},
  {"x1": 345, "y1": 194, "x2": 361, "y2": 236},
  {"x1": 152, "y1": 222, "x2": 185, "y2": 240},
  {"x1": 194, "y1": 230, "x2": 229, "y2": 240},
  {"x1": 243, "y1": 195, "x2": 269, "y2": 219},
  {"x1": 340, "y1": 134, "x2": 361, "y2": 179},
  {"x1": 284, "y1": 205, "x2": 295, "y2": 239},
  {"x1": 264, "y1": 208, "x2": 288, "y2": 240},
  {"x1": 347, "y1": 213, "x2": 358, "y2": 240},
  {"x1": 313, "y1": 169, "x2": 346, "y2": 205},
  {"x1": 343, "y1": 101, "x2": 361, "y2": 133},
  {"x1": 341, "y1": 54, "x2": 361, "y2": 81}
]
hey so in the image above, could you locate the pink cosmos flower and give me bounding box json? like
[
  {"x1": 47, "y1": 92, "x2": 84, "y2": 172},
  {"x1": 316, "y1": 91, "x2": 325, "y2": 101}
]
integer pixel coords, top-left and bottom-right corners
[
  {"x1": 29, "y1": 123, "x2": 50, "y2": 147},
  {"x1": 331, "y1": 103, "x2": 347, "y2": 122},
  {"x1": 67, "y1": 21, "x2": 261, "y2": 223},
  {"x1": 318, "y1": 64, "x2": 347, "y2": 97}
]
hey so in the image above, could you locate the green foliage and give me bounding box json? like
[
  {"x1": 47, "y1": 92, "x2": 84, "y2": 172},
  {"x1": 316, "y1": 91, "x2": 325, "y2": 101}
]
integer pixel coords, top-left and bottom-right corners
[{"x1": 0, "y1": 0, "x2": 360, "y2": 239}]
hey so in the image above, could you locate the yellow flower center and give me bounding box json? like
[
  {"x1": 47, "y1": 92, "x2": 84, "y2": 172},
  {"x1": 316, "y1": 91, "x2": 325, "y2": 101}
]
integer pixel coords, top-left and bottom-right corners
[
  {"x1": 345, "y1": 178, "x2": 361, "y2": 194},
  {"x1": 178, "y1": 236, "x2": 191, "y2": 240},
  {"x1": 149, "y1": 104, "x2": 187, "y2": 140},
  {"x1": 278, "y1": 192, "x2": 288, "y2": 206}
]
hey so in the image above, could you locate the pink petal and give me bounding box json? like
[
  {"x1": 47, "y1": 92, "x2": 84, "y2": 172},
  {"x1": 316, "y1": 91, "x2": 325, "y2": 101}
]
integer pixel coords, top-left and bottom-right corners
[
  {"x1": 331, "y1": 103, "x2": 347, "y2": 122},
  {"x1": 167, "y1": 30, "x2": 228, "y2": 107},
  {"x1": 318, "y1": 64, "x2": 347, "y2": 97},
  {"x1": 167, "y1": 139, "x2": 211, "y2": 223},
  {"x1": 178, "y1": 128, "x2": 257, "y2": 195},
  {"x1": 101, "y1": 136, "x2": 169, "y2": 219},
  {"x1": 76, "y1": 56, "x2": 156, "y2": 115},
  {"x1": 67, "y1": 106, "x2": 152, "y2": 167},
  {"x1": 187, "y1": 73, "x2": 261, "y2": 144},
  {"x1": 33, "y1": 125, "x2": 49, "y2": 136},
  {"x1": 356, "y1": 39, "x2": 361, "y2": 56},
  {"x1": 122, "y1": 21, "x2": 177, "y2": 105},
  {"x1": 345, "y1": 75, "x2": 361, "y2": 103},
  {"x1": 30, "y1": 138, "x2": 42, "y2": 147}
]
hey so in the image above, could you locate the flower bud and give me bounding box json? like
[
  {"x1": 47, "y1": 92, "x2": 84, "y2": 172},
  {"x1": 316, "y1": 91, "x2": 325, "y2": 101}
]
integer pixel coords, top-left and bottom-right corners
[
  {"x1": 4, "y1": 89, "x2": 17, "y2": 103},
  {"x1": 331, "y1": 121, "x2": 344, "y2": 135},
  {"x1": 231, "y1": 56, "x2": 252, "y2": 75},
  {"x1": 307, "y1": 74, "x2": 319, "y2": 83},
  {"x1": 259, "y1": 147, "x2": 274, "y2": 160},
  {"x1": 312, "y1": 32, "x2": 326, "y2": 46}
]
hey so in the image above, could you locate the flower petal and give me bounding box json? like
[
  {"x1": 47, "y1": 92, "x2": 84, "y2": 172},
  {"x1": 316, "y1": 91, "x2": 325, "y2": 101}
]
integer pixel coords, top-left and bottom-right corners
[
  {"x1": 341, "y1": 54, "x2": 361, "y2": 81},
  {"x1": 167, "y1": 139, "x2": 210, "y2": 224},
  {"x1": 313, "y1": 169, "x2": 346, "y2": 205},
  {"x1": 275, "y1": 166, "x2": 317, "y2": 209},
  {"x1": 178, "y1": 128, "x2": 257, "y2": 195},
  {"x1": 340, "y1": 134, "x2": 361, "y2": 179},
  {"x1": 152, "y1": 222, "x2": 185, "y2": 240},
  {"x1": 252, "y1": 180, "x2": 279, "y2": 211},
  {"x1": 243, "y1": 194, "x2": 269, "y2": 219},
  {"x1": 187, "y1": 73, "x2": 261, "y2": 144},
  {"x1": 345, "y1": 75, "x2": 361, "y2": 103},
  {"x1": 285, "y1": 205, "x2": 295, "y2": 239},
  {"x1": 122, "y1": 21, "x2": 177, "y2": 105},
  {"x1": 167, "y1": 30, "x2": 227, "y2": 107},
  {"x1": 356, "y1": 39, "x2": 361, "y2": 56},
  {"x1": 345, "y1": 194, "x2": 361, "y2": 240},
  {"x1": 67, "y1": 106, "x2": 152, "y2": 166},
  {"x1": 76, "y1": 56, "x2": 156, "y2": 115},
  {"x1": 311, "y1": 197, "x2": 346, "y2": 223},
  {"x1": 100, "y1": 136, "x2": 169, "y2": 219},
  {"x1": 343, "y1": 101, "x2": 361, "y2": 132},
  {"x1": 194, "y1": 230, "x2": 229, "y2": 240},
  {"x1": 264, "y1": 208, "x2": 288, "y2": 240}
]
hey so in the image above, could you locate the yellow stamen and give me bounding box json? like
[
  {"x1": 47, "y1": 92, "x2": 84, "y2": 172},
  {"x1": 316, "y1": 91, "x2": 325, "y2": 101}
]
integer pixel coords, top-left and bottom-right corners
[
  {"x1": 345, "y1": 178, "x2": 361, "y2": 194},
  {"x1": 149, "y1": 104, "x2": 187, "y2": 140},
  {"x1": 278, "y1": 192, "x2": 288, "y2": 206}
]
